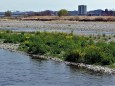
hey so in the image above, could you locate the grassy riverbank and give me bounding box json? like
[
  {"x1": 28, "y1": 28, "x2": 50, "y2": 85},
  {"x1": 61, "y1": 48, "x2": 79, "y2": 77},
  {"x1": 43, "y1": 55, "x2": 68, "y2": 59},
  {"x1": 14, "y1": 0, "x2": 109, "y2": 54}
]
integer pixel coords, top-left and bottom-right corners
[{"x1": 0, "y1": 30, "x2": 115, "y2": 67}]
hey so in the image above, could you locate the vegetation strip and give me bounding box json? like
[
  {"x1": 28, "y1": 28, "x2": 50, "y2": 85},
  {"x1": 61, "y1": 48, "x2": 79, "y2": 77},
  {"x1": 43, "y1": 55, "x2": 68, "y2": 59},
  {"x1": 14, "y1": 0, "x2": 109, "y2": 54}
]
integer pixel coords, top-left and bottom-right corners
[{"x1": 0, "y1": 30, "x2": 115, "y2": 74}]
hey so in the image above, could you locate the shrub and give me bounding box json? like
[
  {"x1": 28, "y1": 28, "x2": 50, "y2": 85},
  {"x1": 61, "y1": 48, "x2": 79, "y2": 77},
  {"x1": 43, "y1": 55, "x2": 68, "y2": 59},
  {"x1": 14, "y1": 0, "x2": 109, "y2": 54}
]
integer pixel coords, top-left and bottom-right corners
[
  {"x1": 84, "y1": 46, "x2": 102, "y2": 64},
  {"x1": 65, "y1": 50, "x2": 85, "y2": 63},
  {"x1": 27, "y1": 43, "x2": 46, "y2": 55},
  {"x1": 5, "y1": 11, "x2": 12, "y2": 17},
  {"x1": 101, "y1": 53, "x2": 115, "y2": 65}
]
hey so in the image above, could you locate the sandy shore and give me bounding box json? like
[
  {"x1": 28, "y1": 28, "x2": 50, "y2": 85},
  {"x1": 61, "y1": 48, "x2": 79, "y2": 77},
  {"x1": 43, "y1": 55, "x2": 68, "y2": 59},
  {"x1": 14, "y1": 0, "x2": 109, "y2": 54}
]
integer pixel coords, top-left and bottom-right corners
[{"x1": 0, "y1": 20, "x2": 115, "y2": 33}]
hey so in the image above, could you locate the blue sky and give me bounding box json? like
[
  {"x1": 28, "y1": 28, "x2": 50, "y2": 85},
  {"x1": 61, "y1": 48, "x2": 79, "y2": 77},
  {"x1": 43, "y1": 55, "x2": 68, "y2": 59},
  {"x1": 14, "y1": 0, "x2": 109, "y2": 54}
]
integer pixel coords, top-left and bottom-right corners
[{"x1": 0, "y1": 0, "x2": 115, "y2": 11}]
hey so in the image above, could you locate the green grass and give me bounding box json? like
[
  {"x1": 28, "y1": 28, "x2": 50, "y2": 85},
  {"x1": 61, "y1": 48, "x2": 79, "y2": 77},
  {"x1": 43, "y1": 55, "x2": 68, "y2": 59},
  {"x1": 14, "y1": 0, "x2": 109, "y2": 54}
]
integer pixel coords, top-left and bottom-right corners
[
  {"x1": 0, "y1": 30, "x2": 115, "y2": 66},
  {"x1": 108, "y1": 64, "x2": 115, "y2": 68}
]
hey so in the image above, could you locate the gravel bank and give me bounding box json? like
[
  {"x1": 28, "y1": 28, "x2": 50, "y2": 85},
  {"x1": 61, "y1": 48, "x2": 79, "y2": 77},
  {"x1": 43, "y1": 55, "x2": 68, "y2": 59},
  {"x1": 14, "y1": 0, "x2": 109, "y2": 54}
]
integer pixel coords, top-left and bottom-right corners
[
  {"x1": 31, "y1": 54, "x2": 115, "y2": 75},
  {"x1": 0, "y1": 20, "x2": 115, "y2": 33},
  {"x1": 0, "y1": 43, "x2": 19, "y2": 51}
]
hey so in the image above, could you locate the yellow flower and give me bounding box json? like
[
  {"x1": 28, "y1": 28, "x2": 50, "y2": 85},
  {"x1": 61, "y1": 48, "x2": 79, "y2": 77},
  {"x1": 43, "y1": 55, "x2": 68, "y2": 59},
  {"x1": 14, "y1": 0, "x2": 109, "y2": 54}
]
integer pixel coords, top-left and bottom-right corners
[
  {"x1": 26, "y1": 36, "x2": 30, "y2": 39},
  {"x1": 66, "y1": 36, "x2": 73, "y2": 39},
  {"x1": 24, "y1": 41, "x2": 29, "y2": 44}
]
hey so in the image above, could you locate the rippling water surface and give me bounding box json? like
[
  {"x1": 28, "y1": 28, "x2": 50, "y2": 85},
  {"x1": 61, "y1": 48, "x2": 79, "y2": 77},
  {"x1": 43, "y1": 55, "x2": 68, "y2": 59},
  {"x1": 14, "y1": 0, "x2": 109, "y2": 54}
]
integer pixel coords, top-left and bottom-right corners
[{"x1": 0, "y1": 49, "x2": 115, "y2": 86}]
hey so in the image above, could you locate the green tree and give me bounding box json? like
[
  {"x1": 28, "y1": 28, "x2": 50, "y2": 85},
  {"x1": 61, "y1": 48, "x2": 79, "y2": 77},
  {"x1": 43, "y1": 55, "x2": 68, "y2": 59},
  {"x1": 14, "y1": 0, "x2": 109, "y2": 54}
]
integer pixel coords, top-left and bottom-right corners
[
  {"x1": 5, "y1": 11, "x2": 12, "y2": 17},
  {"x1": 58, "y1": 9, "x2": 68, "y2": 17}
]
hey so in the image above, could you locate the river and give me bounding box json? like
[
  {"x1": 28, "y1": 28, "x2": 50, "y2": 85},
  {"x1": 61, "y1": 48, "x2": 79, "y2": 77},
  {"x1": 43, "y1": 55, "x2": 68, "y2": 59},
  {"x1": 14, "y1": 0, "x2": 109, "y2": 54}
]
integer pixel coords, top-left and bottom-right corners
[
  {"x1": 0, "y1": 49, "x2": 115, "y2": 86},
  {"x1": 0, "y1": 28, "x2": 115, "y2": 35}
]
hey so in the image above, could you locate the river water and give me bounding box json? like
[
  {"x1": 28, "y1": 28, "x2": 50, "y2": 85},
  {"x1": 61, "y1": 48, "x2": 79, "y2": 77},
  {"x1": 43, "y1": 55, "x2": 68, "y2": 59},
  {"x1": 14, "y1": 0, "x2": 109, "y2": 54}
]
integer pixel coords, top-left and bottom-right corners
[
  {"x1": 0, "y1": 49, "x2": 115, "y2": 86},
  {"x1": 0, "y1": 28, "x2": 115, "y2": 35}
]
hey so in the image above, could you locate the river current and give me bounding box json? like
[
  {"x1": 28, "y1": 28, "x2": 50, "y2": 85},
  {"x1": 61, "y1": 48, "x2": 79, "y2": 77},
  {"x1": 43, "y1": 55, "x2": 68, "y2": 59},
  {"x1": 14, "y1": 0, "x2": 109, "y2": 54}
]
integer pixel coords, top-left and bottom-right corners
[{"x1": 0, "y1": 49, "x2": 115, "y2": 86}]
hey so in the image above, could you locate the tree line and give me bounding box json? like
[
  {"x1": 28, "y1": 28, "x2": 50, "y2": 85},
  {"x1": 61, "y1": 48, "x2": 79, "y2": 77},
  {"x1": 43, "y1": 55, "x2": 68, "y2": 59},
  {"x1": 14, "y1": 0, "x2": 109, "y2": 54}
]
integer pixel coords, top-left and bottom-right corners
[{"x1": 3, "y1": 9, "x2": 68, "y2": 17}]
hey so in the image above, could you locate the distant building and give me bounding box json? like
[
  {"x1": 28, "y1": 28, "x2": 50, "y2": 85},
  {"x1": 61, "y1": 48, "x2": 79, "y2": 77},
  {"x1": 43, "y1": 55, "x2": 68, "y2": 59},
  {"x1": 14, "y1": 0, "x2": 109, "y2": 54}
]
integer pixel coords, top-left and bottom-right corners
[
  {"x1": 36, "y1": 10, "x2": 55, "y2": 16},
  {"x1": 88, "y1": 9, "x2": 103, "y2": 16},
  {"x1": 68, "y1": 11, "x2": 78, "y2": 16},
  {"x1": 78, "y1": 5, "x2": 87, "y2": 15},
  {"x1": 12, "y1": 11, "x2": 26, "y2": 17},
  {"x1": 102, "y1": 9, "x2": 115, "y2": 16},
  {"x1": 88, "y1": 9, "x2": 115, "y2": 16},
  {"x1": 0, "y1": 12, "x2": 5, "y2": 17}
]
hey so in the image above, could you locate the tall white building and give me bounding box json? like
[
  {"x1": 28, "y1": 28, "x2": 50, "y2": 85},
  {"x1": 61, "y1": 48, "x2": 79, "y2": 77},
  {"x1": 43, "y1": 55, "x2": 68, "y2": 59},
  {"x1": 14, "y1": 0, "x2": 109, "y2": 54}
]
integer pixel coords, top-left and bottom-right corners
[{"x1": 78, "y1": 5, "x2": 87, "y2": 15}]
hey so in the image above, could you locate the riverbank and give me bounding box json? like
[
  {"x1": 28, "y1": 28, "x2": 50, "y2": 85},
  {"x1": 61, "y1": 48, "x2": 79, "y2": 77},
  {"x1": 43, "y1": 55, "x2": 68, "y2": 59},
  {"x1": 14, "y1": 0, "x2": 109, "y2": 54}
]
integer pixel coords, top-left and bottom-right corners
[
  {"x1": 31, "y1": 54, "x2": 115, "y2": 74},
  {"x1": 0, "y1": 20, "x2": 115, "y2": 34},
  {"x1": 0, "y1": 43, "x2": 19, "y2": 52},
  {"x1": 0, "y1": 43, "x2": 115, "y2": 74}
]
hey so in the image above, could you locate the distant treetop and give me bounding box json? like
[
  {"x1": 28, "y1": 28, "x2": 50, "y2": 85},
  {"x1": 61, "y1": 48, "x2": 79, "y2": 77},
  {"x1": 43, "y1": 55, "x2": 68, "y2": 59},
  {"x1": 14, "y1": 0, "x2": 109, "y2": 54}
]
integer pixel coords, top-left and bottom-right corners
[
  {"x1": 58, "y1": 9, "x2": 68, "y2": 17},
  {"x1": 5, "y1": 11, "x2": 12, "y2": 17}
]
